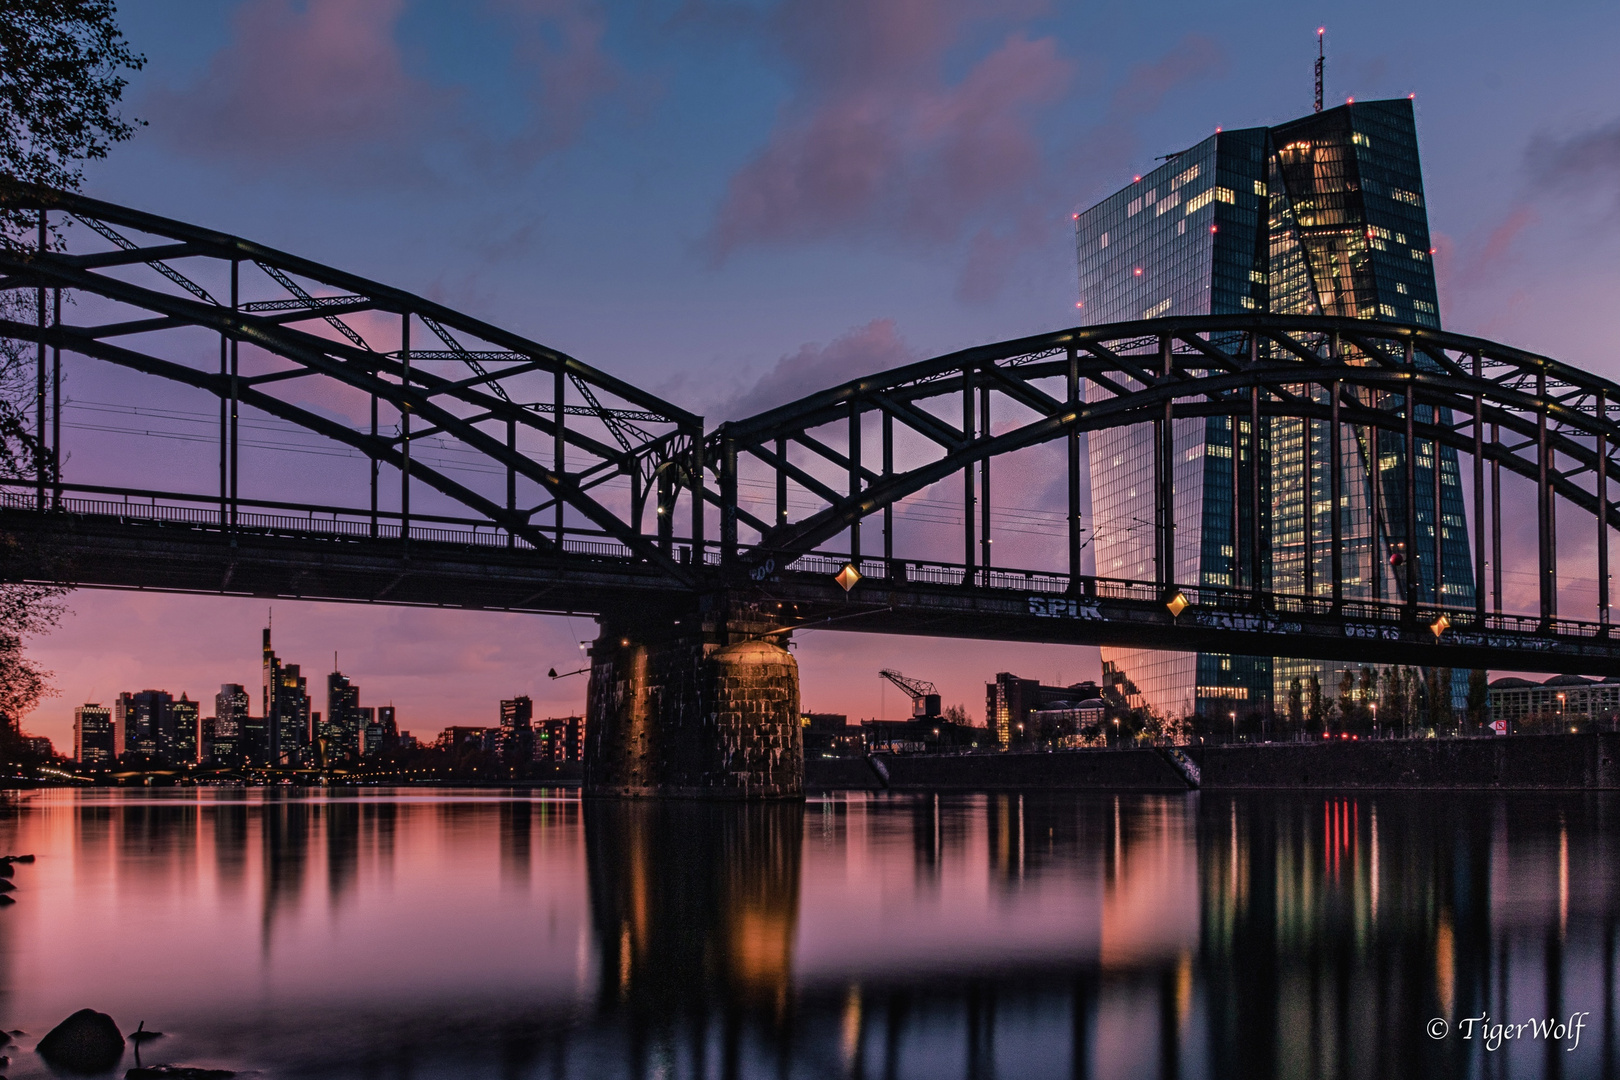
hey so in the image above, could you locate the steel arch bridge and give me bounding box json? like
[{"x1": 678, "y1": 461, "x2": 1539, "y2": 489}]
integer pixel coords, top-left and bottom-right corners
[{"x1": 2, "y1": 183, "x2": 1618, "y2": 675}]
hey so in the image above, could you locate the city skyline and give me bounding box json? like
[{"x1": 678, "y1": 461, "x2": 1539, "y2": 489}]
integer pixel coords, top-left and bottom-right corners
[{"x1": 14, "y1": 0, "x2": 1620, "y2": 750}]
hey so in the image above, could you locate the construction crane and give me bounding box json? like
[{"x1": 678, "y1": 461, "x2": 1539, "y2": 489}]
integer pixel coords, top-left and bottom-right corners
[{"x1": 879, "y1": 669, "x2": 941, "y2": 720}]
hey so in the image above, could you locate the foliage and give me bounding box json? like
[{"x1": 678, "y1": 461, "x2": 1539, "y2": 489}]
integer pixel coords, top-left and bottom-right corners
[
  {"x1": 942, "y1": 703, "x2": 970, "y2": 726},
  {"x1": 0, "y1": 2, "x2": 141, "y2": 745},
  {"x1": 0, "y1": 0, "x2": 144, "y2": 239},
  {"x1": 1305, "y1": 674, "x2": 1324, "y2": 731}
]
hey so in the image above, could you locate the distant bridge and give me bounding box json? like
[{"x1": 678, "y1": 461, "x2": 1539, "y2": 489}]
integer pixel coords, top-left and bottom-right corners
[{"x1": 1, "y1": 182, "x2": 1617, "y2": 675}]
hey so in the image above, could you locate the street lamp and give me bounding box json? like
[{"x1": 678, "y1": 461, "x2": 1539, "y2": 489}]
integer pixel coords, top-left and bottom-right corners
[
  {"x1": 1230, "y1": 711, "x2": 1237, "y2": 743},
  {"x1": 1371, "y1": 702, "x2": 1378, "y2": 739}
]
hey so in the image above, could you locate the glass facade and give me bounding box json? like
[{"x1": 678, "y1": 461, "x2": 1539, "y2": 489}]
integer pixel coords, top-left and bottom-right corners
[{"x1": 1074, "y1": 100, "x2": 1474, "y2": 721}]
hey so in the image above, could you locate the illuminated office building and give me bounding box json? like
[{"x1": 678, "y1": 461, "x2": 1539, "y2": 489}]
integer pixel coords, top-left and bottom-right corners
[
  {"x1": 326, "y1": 669, "x2": 362, "y2": 759},
  {"x1": 74, "y1": 704, "x2": 115, "y2": 766},
  {"x1": 1073, "y1": 99, "x2": 1473, "y2": 720},
  {"x1": 263, "y1": 627, "x2": 311, "y2": 766},
  {"x1": 215, "y1": 682, "x2": 250, "y2": 767}
]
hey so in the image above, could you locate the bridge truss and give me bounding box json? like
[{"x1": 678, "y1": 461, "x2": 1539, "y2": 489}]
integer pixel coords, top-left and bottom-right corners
[
  {"x1": 0, "y1": 182, "x2": 704, "y2": 586},
  {"x1": 2, "y1": 184, "x2": 1619, "y2": 674}
]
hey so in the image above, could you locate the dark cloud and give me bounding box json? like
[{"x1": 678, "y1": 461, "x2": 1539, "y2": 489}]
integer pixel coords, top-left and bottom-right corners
[{"x1": 1528, "y1": 117, "x2": 1620, "y2": 202}]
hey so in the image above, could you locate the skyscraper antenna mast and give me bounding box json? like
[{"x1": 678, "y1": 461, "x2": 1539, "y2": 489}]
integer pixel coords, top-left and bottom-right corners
[{"x1": 1314, "y1": 28, "x2": 1325, "y2": 112}]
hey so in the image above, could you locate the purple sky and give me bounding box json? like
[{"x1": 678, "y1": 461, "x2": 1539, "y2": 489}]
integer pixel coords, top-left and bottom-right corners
[{"x1": 20, "y1": 0, "x2": 1620, "y2": 749}]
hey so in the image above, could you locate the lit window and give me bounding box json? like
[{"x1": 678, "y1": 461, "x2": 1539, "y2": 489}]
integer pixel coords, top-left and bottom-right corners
[
  {"x1": 1100, "y1": 231, "x2": 1109, "y2": 248},
  {"x1": 1253, "y1": 180, "x2": 1267, "y2": 196}
]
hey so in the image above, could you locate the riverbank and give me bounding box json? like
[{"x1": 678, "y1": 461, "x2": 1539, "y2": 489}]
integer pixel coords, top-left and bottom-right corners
[{"x1": 806, "y1": 733, "x2": 1620, "y2": 792}]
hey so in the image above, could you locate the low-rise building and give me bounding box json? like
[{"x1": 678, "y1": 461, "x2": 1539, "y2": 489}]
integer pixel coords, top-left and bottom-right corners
[{"x1": 1488, "y1": 674, "x2": 1620, "y2": 729}]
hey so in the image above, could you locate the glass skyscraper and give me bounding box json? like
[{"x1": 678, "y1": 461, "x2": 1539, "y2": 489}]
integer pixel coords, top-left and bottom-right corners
[{"x1": 1073, "y1": 99, "x2": 1474, "y2": 721}]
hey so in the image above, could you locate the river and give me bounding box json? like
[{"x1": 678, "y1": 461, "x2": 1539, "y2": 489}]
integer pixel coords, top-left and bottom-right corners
[{"x1": 0, "y1": 788, "x2": 1614, "y2": 1078}]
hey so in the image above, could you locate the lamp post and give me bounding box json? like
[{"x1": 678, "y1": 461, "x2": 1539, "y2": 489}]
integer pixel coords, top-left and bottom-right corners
[
  {"x1": 1558, "y1": 692, "x2": 1566, "y2": 731},
  {"x1": 1230, "y1": 711, "x2": 1237, "y2": 744},
  {"x1": 1371, "y1": 702, "x2": 1378, "y2": 739}
]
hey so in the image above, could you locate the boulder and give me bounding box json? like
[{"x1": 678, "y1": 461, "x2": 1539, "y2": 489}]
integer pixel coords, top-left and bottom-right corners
[{"x1": 36, "y1": 1009, "x2": 124, "y2": 1073}]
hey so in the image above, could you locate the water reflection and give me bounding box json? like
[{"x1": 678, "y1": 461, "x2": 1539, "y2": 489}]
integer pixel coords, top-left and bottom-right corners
[{"x1": 0, "y1": 790, "x2": 1613, "y2": 1079}]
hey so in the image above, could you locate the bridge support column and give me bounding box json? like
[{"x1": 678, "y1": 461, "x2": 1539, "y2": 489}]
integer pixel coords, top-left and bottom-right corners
[{"x1": 584, "y1": 598, "x2": 803, "y2": 800}]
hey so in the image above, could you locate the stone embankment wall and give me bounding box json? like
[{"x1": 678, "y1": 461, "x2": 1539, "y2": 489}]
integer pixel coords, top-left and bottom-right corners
[
  {"x1": 805, "y1": 749, "x2": 1188, "y2": 792},
  {"x1": 804, "y1": 734, "x2": 1620, "y2": 793},
  {"x1": 1189, "y1": 733, "x2": 1620, "y2": 790}
]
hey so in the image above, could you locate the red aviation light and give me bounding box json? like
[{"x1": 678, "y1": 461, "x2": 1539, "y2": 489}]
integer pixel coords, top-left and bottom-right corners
[
  {"x1": 1133, "y1": 175, "x2": 1141, "y2": 182},
  {"x1": 1347, "y1": 97, "x2": 1355, "y2": 104},
  {"x1": 1075, "y1": 301, "x2": 1084, "y2": 308},
  {"x1": 1210, "y1": 225, "x2": 1218, "y2": 234},
  {"x1": 1133, "y1": 267, "x2": 1143, "y2": 276}
]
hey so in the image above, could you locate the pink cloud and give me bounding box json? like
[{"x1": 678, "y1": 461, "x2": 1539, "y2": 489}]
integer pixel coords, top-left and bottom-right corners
[
  {"x1": 722, "y1": 318, "x2": 916, "y2": 419},
  {"x1": 148, "y1": 0, "x2": 455, "y2": 176},
  {"x1": 146, "y1": 0, "x2": 624, "y2": 180},
  {"x1": 708, "y1": 2, "x2": 1073, "y2": 256},
  {"x1": 1477, "y1": 205, "x2": 1537, "y2": 267}
]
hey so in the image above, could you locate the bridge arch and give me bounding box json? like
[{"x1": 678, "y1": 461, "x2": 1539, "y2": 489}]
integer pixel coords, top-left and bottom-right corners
[
  {"x1": 713, "y1": 314, "x2": 1619, "y2": 629},
  {"x1": 0, "y1": 182, "x2": 706, "y2": 582}
]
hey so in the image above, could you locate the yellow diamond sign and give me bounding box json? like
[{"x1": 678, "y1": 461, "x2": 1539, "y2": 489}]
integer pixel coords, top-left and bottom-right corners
[
  {"x1": 1166, "y1": 591, "x2": 1190, "y2": 618},
  {"x1": 835, "y1": 563, "x2": 862, "y2": 592},
  {"x1": 1431, "y1": 613, "x2": 1451, "y2": 638}
]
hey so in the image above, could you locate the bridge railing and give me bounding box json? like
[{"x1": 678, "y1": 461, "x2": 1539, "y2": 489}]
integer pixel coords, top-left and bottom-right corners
[
  {"x1": 763, "y1": 550, "x2": 1613, "y2": 641},
  {"x1": 0, "y1": 488, "x2": 633, "y2": 560}
]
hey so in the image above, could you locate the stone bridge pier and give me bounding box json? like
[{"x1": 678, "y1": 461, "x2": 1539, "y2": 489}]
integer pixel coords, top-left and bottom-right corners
[{"x1": 584, "y1": 597, "x2": 803, "y2": 799}]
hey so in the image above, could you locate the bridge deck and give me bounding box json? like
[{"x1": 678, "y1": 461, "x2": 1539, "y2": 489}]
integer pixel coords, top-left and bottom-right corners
[{"x1": 6, "y1": 501, "x2": 1617, "y2": 676}]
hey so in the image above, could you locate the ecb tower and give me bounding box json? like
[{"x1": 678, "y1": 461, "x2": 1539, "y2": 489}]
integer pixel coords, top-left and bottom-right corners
[{"x1": 1073, "y1": 99, "x2": 1474, "y2": 721}]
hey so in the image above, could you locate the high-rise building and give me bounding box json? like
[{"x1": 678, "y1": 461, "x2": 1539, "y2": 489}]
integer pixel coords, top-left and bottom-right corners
[
  {"x1": 500, "y1": 696, "x2": 533, "y2": 730},
  {"x1": 116, "y1": 690, "x2": 173, "y2": 760},
  {"x1": 497, "y1": 696, "x2": 534, "y2": 767},
  {"x1": 1073, "y1": 99, "x2": 1473, "y2": 721},
  {"x1": 325, "y1": 669, "x2": 361, "y2": 760},
  {"x1": 263, "y1": 626, "x2": 310, "y2": 766},
  {"x1": 364, "y1": 705, "x2": 398, "y2": 757},
  {"x1": 215, "y1": 683, "x2": 251, "y2": 767},
  {"x1": 74, "y1": 704, "x2": 115, "y2": 767},
  {"x1": 171, "y1": 694, "x2": 200, "y2": 765}
]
